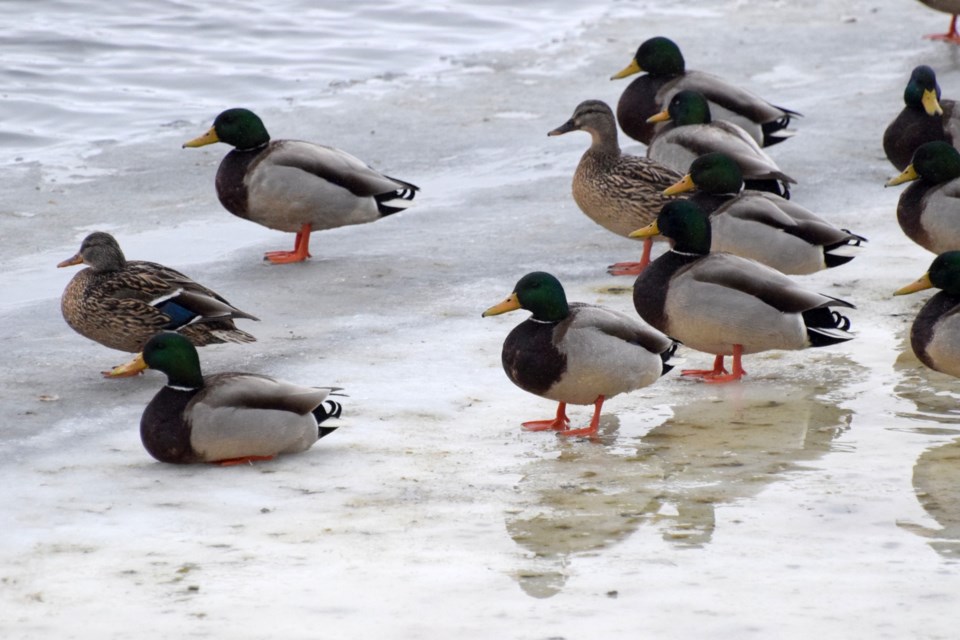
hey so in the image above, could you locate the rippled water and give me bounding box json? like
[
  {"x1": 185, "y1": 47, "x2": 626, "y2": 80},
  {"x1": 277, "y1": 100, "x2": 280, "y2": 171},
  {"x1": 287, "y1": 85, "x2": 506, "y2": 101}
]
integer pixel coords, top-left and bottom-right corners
[{"x1": 0, "y1": 0, "x2": 607, "y2": 166}]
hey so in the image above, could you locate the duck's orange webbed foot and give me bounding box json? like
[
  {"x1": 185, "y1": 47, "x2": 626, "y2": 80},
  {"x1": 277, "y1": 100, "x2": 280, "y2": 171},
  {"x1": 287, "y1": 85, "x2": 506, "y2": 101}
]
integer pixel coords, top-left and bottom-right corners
[
  {"x1": 522, "y1": 402, "x2": 570, "y2": 431},
  {"x1": 264, "y1": 223, "x2": 312, "y2": 264},
  {"x1": 607, "y1": 238, "x2": 653, "y2": 276},
  {"x1": 558, "y1": 397, "x2": 604, "y2": 438},
  {"x1": 681, "y1": 354, "x2": 727, "y2": 378},
  {"x1": 215, "y1": 455, "x2": 276, "y2": 467}
]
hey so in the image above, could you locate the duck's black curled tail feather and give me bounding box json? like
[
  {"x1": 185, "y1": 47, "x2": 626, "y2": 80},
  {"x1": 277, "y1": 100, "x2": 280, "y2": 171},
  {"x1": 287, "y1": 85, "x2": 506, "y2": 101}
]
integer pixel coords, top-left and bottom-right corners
[
  {"x1": 313, "y1": 400, "x2": 344, "y2": 439},
  {"x1": 803, "y1": 307, "x2": 854, "y2": 347},
  {"x1": 659, "y1": 340, "x2": 681, "y2": 376},
  {"x1": 761, "y1": 113, "x2": 798, "y2": 147},
  {"x1": 823, "y1": 230, "x2": 868, "y2": 269},
  {"x1": 375, "y1": 178, "x2": 420, "y2": 216}
]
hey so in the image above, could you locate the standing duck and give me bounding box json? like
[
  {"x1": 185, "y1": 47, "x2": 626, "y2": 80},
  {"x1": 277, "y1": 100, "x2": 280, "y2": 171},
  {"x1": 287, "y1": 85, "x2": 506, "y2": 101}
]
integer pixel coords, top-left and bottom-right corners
[
  {"x1": 895, "y1": 251, "x2": 960, "y2": 377},
  {"x1": 647, "y1": 90, "x2": 795, "y2": 196},
  {"x1": 885, "y1": 141, "x2": 960, "y2": 255},
  {"x1": 184, "y1": 108, "x2": 419, "y2": 264},
  {"x1": 482, "y1": 272, "x2": 677, "y2": 437},
  {"x1": 58, "y1": 232, "x2": 258, "y2": 377},
  {"x1": 916, "y1": 1, "x2": 960, "y2": 44},
  {"x1": 139, "y1": 331, "x2": 343, "y2": 464},
  {"x1": 883, "y1": 65, "x2": 960, "y2": 171},
  {"x1": 664, "y1": 152, "x2": 865, "y2": 274},
  {"x1": 549, "y1": 99, "x2": 682, "y2": 275},
  {"x1": 610, "y1": 36, "x2": 798, "y2": 147},
  {"x1": 630, "y1": 201, "x2": 855, "y2": 383}
]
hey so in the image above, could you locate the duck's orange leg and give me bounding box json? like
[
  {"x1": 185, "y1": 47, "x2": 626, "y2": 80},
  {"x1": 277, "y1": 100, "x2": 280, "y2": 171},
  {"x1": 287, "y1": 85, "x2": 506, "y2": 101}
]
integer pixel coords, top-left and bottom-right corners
[
  {"x1": 264, "y1": 223, "x2": 313, "y2": 264},
  {"x1": 522, "y1": 402, "x2": 570, "y2": 431},
  {"x1": 682, "y1": 354, "x2": 727, "y2": 378},
  {"x1": 559, "y1": 396, "x2": 604, "y2": 438},
  {"x1": 607, "y1": 238, "x2": 653, "y2": 276},
  {"x1": 215, "y1": 455, "x2": 276, "y2": 466},
  {"x1": 926, "y1": 14, "x2": 960, "y2": 44},
  {"x1": 703, "y1": 345, "x2": 747, "y2": 384}
]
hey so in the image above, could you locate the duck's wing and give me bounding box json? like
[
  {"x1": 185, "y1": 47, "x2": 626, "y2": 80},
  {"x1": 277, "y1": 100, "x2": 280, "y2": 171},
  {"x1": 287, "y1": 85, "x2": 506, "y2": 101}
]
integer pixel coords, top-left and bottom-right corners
[
  {"x1": 568, "y1": 303, "x2": 674, "y2": 354},
  {"x1": 266, "y1": 140, "x2": 419, "y2": 198},
  {"x1": 688, "y1": 253, "x2": 853, "y2": 313}
]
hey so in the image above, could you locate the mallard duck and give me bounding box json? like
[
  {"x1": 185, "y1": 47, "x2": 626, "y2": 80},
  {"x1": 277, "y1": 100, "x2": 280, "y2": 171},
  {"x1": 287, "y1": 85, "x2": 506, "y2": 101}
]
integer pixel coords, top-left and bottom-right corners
[
  {"x1": 58, "y1": 232, "x2": 258, "y2": 377},
  {"x1": 183, "y1": 108, "x2": 419, "y2": 264},
  {"x1": 139, "y1": 331, "x2": 343, "y2": 464},
  {"x1": 482, "y1": 272, "x2": 677, "y2": 436},
  {"x1": 895, "y1": 251, "x2": 960, "y2": 377},
  {"x1": 885, "y1": 140, "x2": 960, "y2": 255},
  {"x1": 917, "y1": 1, "x2": 960, "y2": 43},
  {"x1": 610, "y1": 36, "x2": 798, "y2": 148},
  {"x1": 630, "y1": 200, "x2": 854, "y2": 383},
  {"x1": 548, "y1": 99, "x2": 682, "y2": 275},
  {"x1": 647, "y1": 90, "x2": 795, "y2": 196},
  {"x1": 665, "y1": 152, "x2": 865, "y2": 274},
  {"x1": 883, "y1": 66, "x2": 960, "y2": 171}
]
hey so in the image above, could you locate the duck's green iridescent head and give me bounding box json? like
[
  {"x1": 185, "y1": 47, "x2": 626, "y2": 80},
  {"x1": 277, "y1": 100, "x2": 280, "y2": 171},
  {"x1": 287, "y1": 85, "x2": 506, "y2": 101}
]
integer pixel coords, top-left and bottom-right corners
[
  {"x1": 647, "y1": 200, "x2": 712, "y2": 255},
  {"x1": 482, "y1": 271, "x2": 570, "y2": 322},
  {"x1": 928, "y1": 252, "x2": 960, "y2": 295},
  {"x1": 665, "y1": 90, "x2": 712, "y2": 126},
  {"x1": 611, "y1": 36, "x2": 685, "y2": 80},
  {"x1": 183, "y1": 108, "x2": 271, "y2": 150},
  {"x1": 904, "y1": 65, "x2": 943, "y2": 117},
  {"x1": 143, "y1": 331, "x2": 205, "y2": 389},
  {"x1": 687, "y1": 152, "x2": 744, "y2": 194},
  {"x1": 887, "y1": 141, "x2": 960, "y2": 186}
]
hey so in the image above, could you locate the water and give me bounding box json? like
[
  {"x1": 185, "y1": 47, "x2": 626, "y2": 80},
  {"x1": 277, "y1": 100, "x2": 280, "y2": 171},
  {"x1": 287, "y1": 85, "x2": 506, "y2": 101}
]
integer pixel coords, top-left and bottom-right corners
[
  {"x1": 0, "y1": 0, "x2": 608, "y2": 168},
  {"x1": 3, "y1": 1, "x2": 960, "y2": 638}
]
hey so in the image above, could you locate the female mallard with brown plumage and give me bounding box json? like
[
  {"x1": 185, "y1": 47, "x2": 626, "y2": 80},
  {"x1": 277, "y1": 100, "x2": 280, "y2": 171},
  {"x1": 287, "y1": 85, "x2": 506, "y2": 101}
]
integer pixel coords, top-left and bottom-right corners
[
  {"x1": 885, "y1": 140, "x2": 960, "y2": 255},
  {"x1": 58, "y1": 232, "x2": 258, "y2": 377},
  {"x1": 883, "y1": 65, "x2": 960, "y2": 171},
  {"x1": 665, "y1": 152, "x2": 865, "y2": 274},
  {"x1": 549, "y1": 99, "x2": 682, "y2": 275},
  {"x1": 483, "y1": 272, "x2": 677, "y2": 437},
  {"x1": 139, "y1": 331, "x2": 343, "y2": 465},
  {"x1": 184, "y1": 108, "x2": 419, "y2": 264},
  {"x1": 610, "y1": 36, "x2": 798, "y2": 148},
  {"x1": 630, "y1": 201, "x2": 854, "y2": 383}
]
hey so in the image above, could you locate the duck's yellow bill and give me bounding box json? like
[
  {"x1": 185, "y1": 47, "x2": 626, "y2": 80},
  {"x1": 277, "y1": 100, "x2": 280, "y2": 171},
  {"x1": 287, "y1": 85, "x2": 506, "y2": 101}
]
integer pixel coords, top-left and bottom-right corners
[
  {"x1": 610, "y1": 59, "x2": 642, "y2": 80},
  {"x1": 629, "y1": 221, "x2": 661, "y2": 239},
  {"x1": 482, "y1": 293, "x2": 521, "y2": 317},
  {"x1": 885, "y1": 164, "x2": 919, "y2": 187},
  {"x1": 104, "y1": 352, "x2": 148, "y2": 378},
  {"x1": 894, "y1": 273, "x2": 933, "y2": 296},
  {"x1": 664, "y1": 174, "x2": 696, "y2": 196},
  {"x1": 183, "y1": 127, "x2": 220, "y2": 148},
  {"x1": 646, "y1": 109, "x2": 671, "y2": 124},
  {"x1": 922, "y1": 89, "x2": 944, "y2": 117}
]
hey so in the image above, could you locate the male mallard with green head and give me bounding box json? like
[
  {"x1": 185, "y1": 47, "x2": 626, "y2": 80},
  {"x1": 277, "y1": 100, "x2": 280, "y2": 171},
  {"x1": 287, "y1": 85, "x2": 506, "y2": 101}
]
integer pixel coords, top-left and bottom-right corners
[
  {"x1": 895, "y1": 251, "x2": 960, "y2": 378},
  {"x1": 647, "y1": 90, "x2": 795, "y2": 197},
  {"x1": 665, "y1": 152, "x2": 865, "y2": 274},
  {"x1": 184, "y1": 108, "x2": 419, "y2": 264},
  {"x1": 483, "y1": 272, "x2": 677, "y2": 437},
  {"x1": 886, "y1": 140, "x2": 960, "y2": 255},
  {"x1": 140, "y1": 331, "x2": 343, "y2": 465},
  {"x1": 610, "y1": 36, "x2": 798, "y2": 147},
  {"x1": 630, "y1": 201, "x2": 854, "y2": 383},
  {"x1": 883, "y1": 65, "x2": 960, "y2": 171}
]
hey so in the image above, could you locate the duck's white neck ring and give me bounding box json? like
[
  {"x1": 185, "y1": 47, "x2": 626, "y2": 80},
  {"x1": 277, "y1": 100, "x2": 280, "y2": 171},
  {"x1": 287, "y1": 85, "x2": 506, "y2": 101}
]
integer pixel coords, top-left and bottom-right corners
[
  {"x1": 671, "y1": 249, "x2": 703, "y2": 258},
  {"x1": 166, "y1": 384, "x2": 196, "y2": 392}
]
